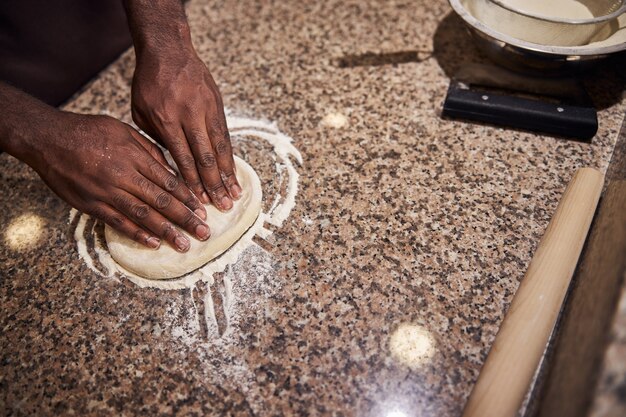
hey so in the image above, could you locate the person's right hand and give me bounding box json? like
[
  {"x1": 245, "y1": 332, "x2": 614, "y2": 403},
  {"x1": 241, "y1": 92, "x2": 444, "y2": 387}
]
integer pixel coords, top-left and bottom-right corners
[{"x1": 28, "y1": 112, "x2": 210, "y2": 252}]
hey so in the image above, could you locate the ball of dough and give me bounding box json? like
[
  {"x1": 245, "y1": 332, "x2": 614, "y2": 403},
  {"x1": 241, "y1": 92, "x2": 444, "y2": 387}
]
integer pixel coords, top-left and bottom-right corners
[{"x1": 105, "y1": 157, "x2": 262, "y2": 279}]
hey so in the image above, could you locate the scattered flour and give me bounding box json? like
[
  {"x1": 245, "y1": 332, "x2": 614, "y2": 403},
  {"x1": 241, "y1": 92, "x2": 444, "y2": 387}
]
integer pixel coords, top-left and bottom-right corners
[{"x1": 69, "y1": 111, "x2": 302, "y2": 340}]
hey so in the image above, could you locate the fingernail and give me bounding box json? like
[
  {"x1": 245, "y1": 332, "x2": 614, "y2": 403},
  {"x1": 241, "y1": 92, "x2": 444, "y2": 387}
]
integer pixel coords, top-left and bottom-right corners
[
  {"x1": 195, "y1": 224, "x2": 210, "y2": 240},
  {"x1": 220, "y1": 196, "x2": 233, "y2": 211},
  {"x1": 175, "y1": 235, "x2": 190, "y2": 252},
  {"x1": 194, "y1": 208, "x2": 206, "y2": 220},
  {"x1": 201, "y1": 192, "x2": 210, "y2": 204},
  {"x1": 146, "y1": 237, "x2": 160, "y2": 249},
  {"x1": 230, "y1": 184, "x2": 242, "y2": 200}
]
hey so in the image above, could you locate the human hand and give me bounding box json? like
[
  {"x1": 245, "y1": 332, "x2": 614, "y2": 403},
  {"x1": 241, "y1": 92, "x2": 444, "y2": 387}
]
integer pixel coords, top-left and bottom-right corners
[
  {"x1": 28, "y1": 112, "x2": 210, "y2": 252},
  {"x1": 131, "y1": 46, "x2": 241, "y2": 212}
]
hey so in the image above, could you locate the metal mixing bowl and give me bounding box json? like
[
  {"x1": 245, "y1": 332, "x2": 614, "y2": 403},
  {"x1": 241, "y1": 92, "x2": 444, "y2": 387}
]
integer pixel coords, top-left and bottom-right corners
[{"x1": 448, "y1": 0, "x2": 626, "y2": 75}]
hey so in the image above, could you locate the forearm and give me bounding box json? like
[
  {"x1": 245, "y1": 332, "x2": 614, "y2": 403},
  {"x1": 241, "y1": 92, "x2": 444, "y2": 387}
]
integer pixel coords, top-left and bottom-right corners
[
  {"x1": 122, "y1": 0, "x2": 194, "y2": 60},
  {"x1": 0, "y1": 82, "x2": 60, "y2": 165}
]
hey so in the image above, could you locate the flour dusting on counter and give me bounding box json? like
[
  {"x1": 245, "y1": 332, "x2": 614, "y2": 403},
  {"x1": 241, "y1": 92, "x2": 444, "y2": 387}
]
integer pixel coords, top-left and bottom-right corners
[{"x1": 69, "y1": 112, "x2": 302, "y2": 338}]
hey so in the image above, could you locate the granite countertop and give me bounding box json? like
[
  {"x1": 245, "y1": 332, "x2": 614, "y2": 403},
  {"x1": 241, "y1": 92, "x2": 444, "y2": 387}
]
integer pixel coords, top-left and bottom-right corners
[{"x1": 2, "y1": 0, "x2": 625, "y2": 416}]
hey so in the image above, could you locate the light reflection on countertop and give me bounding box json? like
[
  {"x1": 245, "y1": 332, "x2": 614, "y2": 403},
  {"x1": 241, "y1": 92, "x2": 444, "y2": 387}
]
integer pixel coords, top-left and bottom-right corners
[
  {"x1": 389, "y1": 322, "x2": 436, "y2": 369},
  {"x1": 4, "y1": 213, "x2": 46, "y2": 251},
  {"x1": 385, "y1": 410, "x2": 409, "y2": 417}
]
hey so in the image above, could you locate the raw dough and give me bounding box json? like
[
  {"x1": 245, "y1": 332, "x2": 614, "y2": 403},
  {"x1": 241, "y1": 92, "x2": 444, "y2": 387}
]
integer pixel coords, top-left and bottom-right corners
[{"x1": 105, "y1": 156, "x2": 262, "y2": 279}]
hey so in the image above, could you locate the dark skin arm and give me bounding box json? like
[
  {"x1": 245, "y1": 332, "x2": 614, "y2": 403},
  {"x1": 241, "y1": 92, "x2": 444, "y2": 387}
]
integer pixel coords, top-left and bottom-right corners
[
  {"x1": 123, "y1": 0, "x2": 242, "y2": 211},
  {"x1": 0, "y1": 2, "x2": 236, "y2": 251},
  {"x1": 0, "y1": 82, "x2": 209, "y2": 252}
]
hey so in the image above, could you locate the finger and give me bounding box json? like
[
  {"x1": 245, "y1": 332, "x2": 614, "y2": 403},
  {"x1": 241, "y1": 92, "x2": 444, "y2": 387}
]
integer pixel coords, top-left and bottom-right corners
[
  {"x1": 123, "y1": 172, "x2": 210, "y2": 241},
  {"x1": 182, "y1": 123, "x2": 233, "y2": 212},
  {"x1": 161, "y1": 124, "x2": 210, "y2": 205},
  {"x1": 129, "y1": 129, "x2": 175, "y2": 175},
  {"x1": 207, "y1": 109, "x2": 242, "y2": 200},
  {"x1": 90, "y1": 203, "x2": 160, "y2": 249},
  {"x1": 111, "y1": 190, "x2": 192, "y2": 253},
  {"x1": 139, "y1": 155, "x2": 207, "y2": 220}
]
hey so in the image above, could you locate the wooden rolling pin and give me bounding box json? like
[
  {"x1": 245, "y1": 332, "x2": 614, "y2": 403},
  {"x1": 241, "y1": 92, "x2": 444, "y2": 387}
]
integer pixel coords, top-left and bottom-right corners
[{"x1": 462, "y1": 167, "x2": 604, "y2": 417}]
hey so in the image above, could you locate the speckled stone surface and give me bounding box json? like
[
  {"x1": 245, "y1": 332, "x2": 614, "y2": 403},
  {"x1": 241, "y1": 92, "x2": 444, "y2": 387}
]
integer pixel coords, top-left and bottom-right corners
[{"x1": 1, "y1": 1, "x2": 625, "y2": 416}]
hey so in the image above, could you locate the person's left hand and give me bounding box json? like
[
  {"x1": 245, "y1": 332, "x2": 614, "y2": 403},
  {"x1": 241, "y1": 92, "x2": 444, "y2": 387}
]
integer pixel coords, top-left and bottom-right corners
[{"x1": 131, "y1": 46, "x2": 241, "y2": 212}]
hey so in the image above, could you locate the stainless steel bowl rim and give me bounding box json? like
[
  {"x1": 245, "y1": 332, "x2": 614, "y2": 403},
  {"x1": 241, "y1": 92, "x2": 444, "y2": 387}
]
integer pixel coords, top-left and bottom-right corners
[{"x1": 449, "y1": 0, "x2": 626, "y2": 56}]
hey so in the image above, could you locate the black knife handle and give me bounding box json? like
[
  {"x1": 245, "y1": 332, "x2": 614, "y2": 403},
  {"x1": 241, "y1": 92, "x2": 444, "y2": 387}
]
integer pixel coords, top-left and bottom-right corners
[{"x1": 442, "y1": 84, "x2": 598, "y2": 141}]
